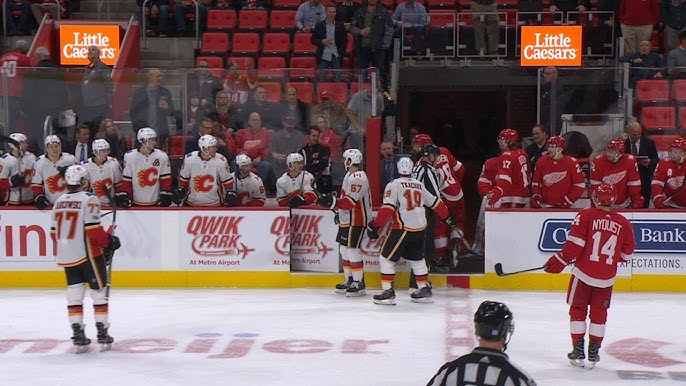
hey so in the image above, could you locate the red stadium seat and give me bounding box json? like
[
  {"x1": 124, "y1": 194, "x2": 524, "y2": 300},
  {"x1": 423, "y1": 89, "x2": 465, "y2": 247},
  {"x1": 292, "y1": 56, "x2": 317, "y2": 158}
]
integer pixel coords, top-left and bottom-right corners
[
  {"x1": 261, "y1": 82, "x2": 283, "y2": 102},
  {"x1": 238, "y1": 10, "x2": 268, "y2": 33},
  {"x1": 231, "y1": 32, "x2": 260, "y2": 57},
  {"x1": 287, "y1": 81, "x2": 315, "y2": 103},
  {"x1": 317, "y1": 82, "x2": 348, "y2": 103},
  {"x1": 635, "y1": 79, "x2": 670, "y2": 105},
  {"x1": 679, "y1": 106, "x2": 686, "y2": 130},
  {"x1": 262, "y1": 32, "x2": 291, "y2": 56},
  {"x1": 673, "y1": 79, "x2": 686, "y2": 103},
  {"x1": 273, "y1": 0, "x2": 302, "y2": 9},
  {"x1": 289, "y1": 56, "x2": 317, "y2": 80},
  {"x1": 206, "y1": 9, "x2": 236, "y2": 32},
  {"x1": 292, "y1": 33, "x2": 318, "y2": 56},
  {"x1": 269, "y1": 10, "x2": 297, "y2": 33},
  {"x1": 641, "y1": 106, "x2": 676, "y2": 133},
  {"x1": 196, "y1": 55, "x2": 225, "y2": 77},
  {"x1": 199, "y1": 32, "x2": 230, "y2": 57},
  {"x1": 258, "y1": 56, "x2": 287, "y2": 80}
]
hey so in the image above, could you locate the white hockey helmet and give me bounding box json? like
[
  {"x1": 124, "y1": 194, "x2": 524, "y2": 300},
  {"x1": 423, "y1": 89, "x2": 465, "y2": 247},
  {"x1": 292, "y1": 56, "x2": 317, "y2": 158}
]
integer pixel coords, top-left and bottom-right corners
[
  {"x1": 397, "y1": 157, "x2": 413, "y2": 176},
  {"x1": 64, "y1": 165, "x2": 89, "y2": 186},
  {"x1": 44, "y1": 135, "x2": 61, "y2": 146},
  {"x1": 343, "y1": 148, "x2": 363, "y2": 167},
  {"x1": 198, "y1": 134, "x2": 217, "y2": 153},
  {"x1": 286, "y1": 152, "x2": 304, "y2": 170},
  {"x1": 92, "y1": 139, "x2": 110, "y2": 153},
  {"x1": 8, "y1": 132, "x2": 27, "y2": 150},
  {"x1": 137, "y1": 127, "x2": 157, "y2": 143},
  {"x1": 235, "y1": 153, "x2": 252, "y2": 167}
]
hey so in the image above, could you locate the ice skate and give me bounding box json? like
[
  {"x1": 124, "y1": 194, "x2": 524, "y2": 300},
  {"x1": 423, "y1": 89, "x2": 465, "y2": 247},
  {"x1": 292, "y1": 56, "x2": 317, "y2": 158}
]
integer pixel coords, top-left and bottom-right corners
[
  {"x1": 373, "y1": 288, "x2": 396, "y2": 305},
  {"x1": 334, "y1": 277, "x2": 352, "y2": 294},
  {"x1": 586, "y1": 340, "x2": 600, "y2": 369},
  {"x1": 96, "y1": 322, "x2": 114, "y2": 352},
  {"x1": 345, "y1": 280, "x2": 366, "y2": 297},
  {"x1": 410, "y1": 285, "x2": 434, "y2": 303},
  {"x1": 71, "y1": 323, "x2": 91, "y2": 354},
  {"x1": 567, "y1": 338, "x2": 585, "y2": 368}
]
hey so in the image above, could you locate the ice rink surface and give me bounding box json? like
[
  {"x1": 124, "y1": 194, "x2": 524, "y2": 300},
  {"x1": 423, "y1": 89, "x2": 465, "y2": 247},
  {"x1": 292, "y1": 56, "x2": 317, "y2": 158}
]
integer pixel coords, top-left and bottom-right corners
[{"x1": 1, "y1": 287, "x2": 685, "y2": 386}]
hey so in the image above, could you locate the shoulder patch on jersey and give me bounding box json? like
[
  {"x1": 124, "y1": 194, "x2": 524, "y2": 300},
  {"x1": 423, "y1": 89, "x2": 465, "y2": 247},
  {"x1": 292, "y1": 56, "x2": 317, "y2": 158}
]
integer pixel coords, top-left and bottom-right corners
[
  {"x1": 185, "y1": 152, "x2": 193, "y2": 158},
  {"x1": 85, "y1": 192, "x2": 95, "y2": 197},
  {"x1": 1, "y1": 153, "x2": 8, "y2": 159}
]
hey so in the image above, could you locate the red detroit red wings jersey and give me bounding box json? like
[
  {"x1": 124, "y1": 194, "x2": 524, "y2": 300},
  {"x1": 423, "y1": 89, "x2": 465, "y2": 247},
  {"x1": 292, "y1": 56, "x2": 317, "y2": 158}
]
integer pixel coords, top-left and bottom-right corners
[
  {"x1": 651, "y1": 158, "x2": 686, "y2": 208},
  {"x1": 0, "y1": 51, "x2": 30, "y2": 97},
  {"x1": 494, "y1": 149, "x2": 531, "y2": 205},
  {"x1": 532, "y1": 155, "x2": 585, "y2": 207},
  {"x1": 590, "y1": 154, "x2": 641, "y2": 208},
  {"x1": 478, "y1": 156, "x2": 499, "y2": 198},
  {"x1": 559, "y1": 207, "x2": 636, "y2": 288},
  {"x1": 435, "y1": 147, "x2": 464, "y2": 202}
]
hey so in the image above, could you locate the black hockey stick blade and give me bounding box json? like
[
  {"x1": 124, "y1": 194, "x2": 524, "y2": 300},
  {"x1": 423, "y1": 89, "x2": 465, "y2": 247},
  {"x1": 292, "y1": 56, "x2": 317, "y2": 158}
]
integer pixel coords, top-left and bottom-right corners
[{"x1": 494, "y1": 263, "x2": 547, "y2": 277}]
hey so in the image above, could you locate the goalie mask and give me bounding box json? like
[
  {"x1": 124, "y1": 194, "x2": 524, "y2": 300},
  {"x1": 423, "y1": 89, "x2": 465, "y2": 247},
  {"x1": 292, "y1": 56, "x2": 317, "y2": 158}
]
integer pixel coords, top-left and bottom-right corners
[
  {"x1": 92, "y1": 139, "x2": 110, "y2": 162},
  {"x1": 64, "y1": 165, "x2": 89, "y2": 188},
  {"x1": 396, "y1": 157, "x2": 414, "y2": 176},
  {"x1": 343, "y1": 148, "x2": 362, "y2": 169},
  {"x1": 286, "y1": 153, "x2": 304, "y2": 171},
  {"x1": 474, "y1": 300, "x2": 514, "y2": 351}
]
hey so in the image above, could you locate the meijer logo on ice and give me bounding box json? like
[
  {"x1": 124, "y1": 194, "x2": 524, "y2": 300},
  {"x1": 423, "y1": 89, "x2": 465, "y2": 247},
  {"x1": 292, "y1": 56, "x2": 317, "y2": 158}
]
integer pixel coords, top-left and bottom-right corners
[
  {"x1": 59, "y1": 25, "x2": 120, "y2": 65},
  {"x1": 520, "y1": 26, "x2": 582, "y2": 67}
]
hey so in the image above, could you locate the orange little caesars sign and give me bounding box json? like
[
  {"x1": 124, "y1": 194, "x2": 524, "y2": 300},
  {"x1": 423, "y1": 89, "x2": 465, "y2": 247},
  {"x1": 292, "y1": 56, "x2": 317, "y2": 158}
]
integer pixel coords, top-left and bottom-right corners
[
  {"x1": 520, "y1": 26, "x2": 582, "y2": 67},
  {"x1": 59, "y1": 25, "x2": 120, "y2": 66}
]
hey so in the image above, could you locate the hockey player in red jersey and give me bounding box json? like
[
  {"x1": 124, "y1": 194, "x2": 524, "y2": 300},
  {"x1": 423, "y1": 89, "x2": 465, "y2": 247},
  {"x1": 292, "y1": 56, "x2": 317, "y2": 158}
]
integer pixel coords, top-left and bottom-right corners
[
  {"x1": 478, "y1": 156, "x2": 500, "y2": 198},
  {"x1": 544, "y1": 183, "x2": 636, "y2": 369},
  {"x1": 652, "y1": 138, "x2": 686, "y2": 209},
  {"x1": 0, "y1": 40, "x2": 30, "y2": 130},
  {"x1": 31, "y1": 135, "x2": 78, "y2": 209},
  {"x1": 487, "y1": 129, "x2": 531, "y2": 208},
  {"x1": 590, "y1": 138, "x2": 643, "y2": 208},
  {"x1": 531, "y1": 136, "x2": 586, "y2": 208}
]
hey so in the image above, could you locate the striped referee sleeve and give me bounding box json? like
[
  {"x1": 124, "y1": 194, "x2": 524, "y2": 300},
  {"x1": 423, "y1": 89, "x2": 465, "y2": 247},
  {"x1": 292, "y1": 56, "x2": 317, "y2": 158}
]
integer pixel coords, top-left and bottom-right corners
[{"x1": 413, "y1": 163, "x2": 441, "y2": 197}]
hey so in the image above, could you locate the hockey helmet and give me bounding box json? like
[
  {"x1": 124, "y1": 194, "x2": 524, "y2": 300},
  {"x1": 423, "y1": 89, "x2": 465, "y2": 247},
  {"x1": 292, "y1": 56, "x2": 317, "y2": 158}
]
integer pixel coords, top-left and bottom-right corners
[
  {"x1": 670, "y1": 138, "x2": 686, "y2": 164},
  {"x1": 137, "y1": 127, "x2": 157, "y2": 143},
  {"x1": 671, "y1": 138, "x2": 686, "y2": 151},
  {"x1": 498, "y1": 129, "x2": 518, "y2": 145},
  {"x1": 412, "y1": 134, "x2": 433, "y2": 147},
  {"x1": 422, "y1": 143, "x2": 440, "y2": 158},
  {"x1": 235, "y1": 153, "x2": 252, "y2": 167},
  {"x1": 343, "y1": 148, "x2": 363, "y2": 168},
  {"x1": 92, "y1": 139, "x2": 110, "y2": 153},
  {"x1": 592, "y1": 183, "x2": 617, "y2": 207},
  {"x1": 64, "y1": 165, "x2": 89, "y2": 186},
  {"x1": 8, "y1": 132, "x2": 27, "y2": 150},
  {"x1": 605, "y1": 138, "x2": 625, "y2": 163},
  {"x1": 44, "y1": 135, "x2": 61, "y2": 146},
  {"x1": 286, "y1": 152, "x2": 304, "y2": 171},
  {"x1": 396, "y1": 157, "x2": 414, "y2": 176},
  {"x1": 474, "y1": 300, "x2": 514, "y2": 342},
  {"x1": 198, "y1": 134, "x2": 217, "y2": 154},
  {"x1": 547, "y1": 135, "x2": 566, "y2": 148}
]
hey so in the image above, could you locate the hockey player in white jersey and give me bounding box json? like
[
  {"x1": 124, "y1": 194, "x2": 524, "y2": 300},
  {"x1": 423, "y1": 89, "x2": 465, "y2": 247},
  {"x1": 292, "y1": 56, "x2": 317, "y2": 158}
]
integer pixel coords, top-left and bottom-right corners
[
  {"x1": 366, "y1": 157, "x2": 453, "y2": 305},
  {"x1": 116, "y1": 127, "x2": 172, "y2": 207},
  {"x1": 0, "y1": 144, "x2": 20, "y2": 204},
  {"x1": 31, "y1": 135, "x2": 77, "y2": 209},
  {"x1": 276, "y1": 153, "x2": 318, "y2": 208},
  {"x1": 50, "y1": 165, "x2": 120, "y2": 353},
  {"x1": 82, "y1": 139, "x2": 123, "y2": 206},
  {"x1": 0, "y1": 133, "x2": 35, "y2": 205},
  {"x1": 319, "y1": 149, "x2": 372, "y2": 297},
  {"x1": 233, "y1": 154, "x2": 266, "y2": 206},
  {"x1": 175, "y1": 134, "x2": 234, "y2": 207}
]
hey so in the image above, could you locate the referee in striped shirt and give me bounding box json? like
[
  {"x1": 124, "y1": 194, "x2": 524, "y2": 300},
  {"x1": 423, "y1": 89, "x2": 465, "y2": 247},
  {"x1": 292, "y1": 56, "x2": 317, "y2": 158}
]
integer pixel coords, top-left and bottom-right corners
[{"x1": 427, "y1": 301, "x2": 537, "y2": 386}]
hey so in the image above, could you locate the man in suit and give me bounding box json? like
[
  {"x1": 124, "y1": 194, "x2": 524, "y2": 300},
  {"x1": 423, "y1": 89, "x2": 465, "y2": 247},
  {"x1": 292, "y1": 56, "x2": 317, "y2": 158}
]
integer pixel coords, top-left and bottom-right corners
[
  {"x1": 380, "y1": 140, "x2": 399, "y2": 190},
  {"x1": 69, "y1": 124, "x2": 93, "y2": 164},
  {"x1": 624, "y1": 121, "x2": 658, "y2": 208},
  {"x1": 312, "y1": 3, "x2": 348, "y2": 82}
]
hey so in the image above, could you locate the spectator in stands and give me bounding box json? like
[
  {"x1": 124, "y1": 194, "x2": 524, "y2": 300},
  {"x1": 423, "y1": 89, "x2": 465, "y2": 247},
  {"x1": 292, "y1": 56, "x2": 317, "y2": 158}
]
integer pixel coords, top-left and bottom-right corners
[
  {"x1": 624, "y1": 121, "x2": 657, "y2": 208},
  {"x1": 620, "y1": 39, "x2": 665, "y2": 87},
  {"x1": 69, "y1": 124, "x2": 93, "y2": 164},
  {"x1": 300, "y1": 125, "x2": 331, "y2": 184},
  {"x1": 662, "y1": 0, "x2": 686, "y2": 52},
  {"x1": 0, "y1": 39, "x2": 30, "y2": 132},
  {"x1": 518, "y1": 0, "x2": 544, "y2": 25},
  {"x1": 214, "y1": 0, "x2": 234, "y2": 9},
  {"x1": 23, "y1": 46, "x2": 67, "y2": 153},
  {"x1": 129, "y1": 68, "x2": 177, "y2": 149},
  {"x1": 620, "y1": 0, "x2": 659, "y2": 56},
  {"x1": 95, "y1": 118, "x2": 128, "y2": 164},
  {"x1": 210, "y1": 90, "x2": 241, "y2": 134},
  {"x1": 539, "y1": 66, "x2": 568, "y2": 134},
  {"x1": 311, "y1": 90, "x2": 350, "y2": 133},
  {"x1": 241, "y1": 86, "x2": 281, "y2": 131},
  {"x1": 31, "y1": 0, "x2": 64, "y2": 23},
  {"x1": 185, "y1": 115, "x2": 234, "y2": 159},
  {"x1": 403, "y1": 126, "x2": 421, "y2": 150},
  {"x1": 280, "y1": 86, "x2": 311, "y2": 134},
  {"x1": 392, "y1": 0, "x2": 427, "y2": 56},
  {"x1": 222, "y1": 59, "x2": 258, "y2": 106},
  {"x1": 240, "y1": 0, "x2": 268, "y2": 10},
  {"x1": 270, "y1": 114, "x2": 306, "y2": 176},
  {"x1": 524, "y1": 124, "x2": 548, "y2": 169},
  {"x1": 235, "y1": 112, "x2": 276, "y2": 193},
  {"x1": 5, "y1": 0, "x2": 31, "y2": 36},
  {"x1": 667, "y1": 31, "x2": 686, "y2": 79},
  {"x1": 312, "y1": 3, "x2": 348, "y2": 82},
  {"x1": 174, "y1": 0, "x2": 208, "y2": 37},
  {"x1": 187, "y1": 59, "x2": 222, "y2": 107},
  {"x1": 346, "y1": 81, "x2": 385, "y2": 148},
  {"x1": 380, "y1": 140, "x2": 399, "y2": 190},
  {"x1": 549, "y1": 0, "x2": 588, "y2": 19},
  {"x1": 141, "y1": 0, "x2": 172, "y2": 37},
  {"x1": 185, "y1": 94, "x2": 204, "y2": 134},
  {"x1": 351, "y1": 0, "x2": 393, "y2": 89},
  {"x1": 472, "y1": 0, "x2": 499, "y2": 56},
  {"x1": 80, "y1": 46, "x2": 112, "y2": 137},
  {"x1": 315, "y1": 114, "x2": 345, "y2": 185},
  {"x1": 296, "y1": 0, "x2": 326, "y2": 33},
  {"x1": 336, "y1": 0, "x2": 359, "y2": 30}
]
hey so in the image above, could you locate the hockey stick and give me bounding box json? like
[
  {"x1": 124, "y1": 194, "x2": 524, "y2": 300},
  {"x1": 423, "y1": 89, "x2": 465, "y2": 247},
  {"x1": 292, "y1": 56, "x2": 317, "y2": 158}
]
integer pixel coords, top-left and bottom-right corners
[
  {"x1": 494, "y1": 263, "x2": 547, "y2": 277},
  {"x1": 103, "y1": 186, "x2": 117, "y2": 298}
]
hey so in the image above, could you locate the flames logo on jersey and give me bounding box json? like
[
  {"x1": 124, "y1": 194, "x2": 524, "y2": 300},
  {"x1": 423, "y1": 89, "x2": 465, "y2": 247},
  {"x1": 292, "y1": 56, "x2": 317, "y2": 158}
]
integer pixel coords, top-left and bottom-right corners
[
  {"x1": 91, "y1": 178, "x2": 113, "y2": 198},
  {"x1": 667, "y1": 176, "x2": 685, "y2": 190},
  {"x1": 186, "y1": 215, "x2": 254, "y2": 258},
  {"x1": 542, "y1": 171, "x2": 568, "y2": 186},
  {"x1": 137, "y1": 167, "x2": 159, "y2": 188},
  {"x1": 193, "y1": 175, "x2": 215, "y2": 193},
  {"x1": 602, "y1": 171, "x2": 627, "y2": 185},
  {"x1": 44, "y1": 174, "x2": 66, "y2": 194}
]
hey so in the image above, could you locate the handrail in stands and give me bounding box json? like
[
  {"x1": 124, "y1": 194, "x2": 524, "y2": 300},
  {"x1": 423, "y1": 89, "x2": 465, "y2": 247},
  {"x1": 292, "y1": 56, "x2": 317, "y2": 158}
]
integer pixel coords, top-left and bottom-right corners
[
  {"x1": 97, "y1": 0, "x2": 110, "y2": 20},
  {"x1": 141, "y1": 0, "x2": 200, "y2": 49}
]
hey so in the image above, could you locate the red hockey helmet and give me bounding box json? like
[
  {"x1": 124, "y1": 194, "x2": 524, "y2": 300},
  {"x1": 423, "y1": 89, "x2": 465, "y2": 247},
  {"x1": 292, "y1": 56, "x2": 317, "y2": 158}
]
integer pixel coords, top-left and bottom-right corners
[
  {"x1": 670, "y1": 138, "x2": 686, "y2": 164},
  {"x1": 592, "y1": 183, "x2": 617, "y2": 207},
  {"x1": 547, "y1": 136, "x2": 566, "y2": 148},
  {"x1": 412, "y1": 134, "x2": 433, "y2": 147},
  {"x1": 606, "y1": 138, "x2": 625, "y2": 153},
  {"x1": 671, "y1": 138, "x2": 686, "y2": 151},
  {"x1": 498, "y1": 129, "x2": 518, "y2": 145}
]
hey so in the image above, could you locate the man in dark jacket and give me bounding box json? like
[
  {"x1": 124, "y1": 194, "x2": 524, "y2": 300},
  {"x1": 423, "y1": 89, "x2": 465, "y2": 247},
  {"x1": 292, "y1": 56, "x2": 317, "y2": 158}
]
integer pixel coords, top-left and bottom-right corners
[
  {"x1": 312, "y1": 3, "x2": 348, "y2": 82},
  {"x1": 129, "y1": 68, "x2": 177, "y2": 150},
  {"x1": 350, "y1": 0, "x2": 393, "y2": 88},
  {"x1": 300, "y1": 125, "x2": 331, "y2": 182},
  {"x1": 81, "y1": 45, "x2": 112, "y2": 137},
  {"x1": 624, "y1": 121, "x2": 658, "y2": 208}
]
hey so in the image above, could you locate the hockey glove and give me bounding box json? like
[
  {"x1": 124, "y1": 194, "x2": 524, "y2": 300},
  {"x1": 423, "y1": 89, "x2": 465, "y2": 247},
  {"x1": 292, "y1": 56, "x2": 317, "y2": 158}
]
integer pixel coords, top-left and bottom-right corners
[
  {"x1": 450, "y1": 227, "x2": 464, "y2": 241},
  {"x1": 320, "y1": 193, "x2": 336, "y2": 209},
  {"x1": 530, "y1": 194, "x2": 542, "y2": 209},
  {"x1": 487, "y1": 187, "x2": 503, "y2": 206},
  {"x1": 108, "y1": 235, "x2": 121, "y2": 251},
  {"x1": 113, "y1": 192, "x2": 132, "y2": 208},
  {"x1": 56, "y1": 165, "x2": 69, "y2": 176},
  {"x1": 333, "y1": 212, "x2": 340, "y2": 225},
  {"x1": 159, "y1": 191, "x2": 173, "y2": 207},
  {"x1": 172, "y1": 186, "x2": 187, "y2": 206},
  {"x1": 366, "y1": 221, "x2": 380, "y2": 240},
  {"x1": 653, "y1": 195, "x2": 667, "y2": 209},
  {"x1": 288, "y1": 195, "x2": 307, "y2": 208},
  {"x1": 558, "y1": 196, "x2": 573, "y2": 209},
  {"x1": 544, "y1": 252, "x2": 567, "y2": 274},
  {"x1": 630, "y1": 195, "x2": 645, "y2": 209},
  {"x1": 225, "y1": 190, "x2": 239, "y2": 207},
  {"x1": 10, "y1": 174, "x2": 23, "y2": 188},
  {"x1": 34, "y1": 194, "x2": 49, "y2": 210},
  {"x1": 443, "y1": 216, "x2": 456, "y2": 229}
]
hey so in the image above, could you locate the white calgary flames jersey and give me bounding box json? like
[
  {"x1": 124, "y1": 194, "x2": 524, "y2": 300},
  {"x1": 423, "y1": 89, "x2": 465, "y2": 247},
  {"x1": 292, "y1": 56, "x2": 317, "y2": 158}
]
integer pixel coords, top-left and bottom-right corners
[
  {"x1": 121, "y1": 149, "x2": 172, "y2": 205},
  {"x1": 382, "y1": 176, "x2": 441, "y2": 231},
  {"x1": 82, "y1": 156, "x2": 123, "y2": 205},
  {"x1": 235, "y1": 172, "x2": 266, "y2": 206},
  {"x1": 178, "y1": 151, "x2": 233, "y2": 206},
  {"x1": 338, "y1": 170, "x2": 372, "y2": 227},
  {"x1": 51, "y1": 191, "x2": 105, "y2": 266},
  {"x1": 0, "y1": 153, "x2": 20, "y2": 203},
  {"x1": 31, "y1": 153, "x2": 78, "y2": 204},
  {"x1": 276, "y1": 170, "x2": 315, "y2": 201},
  {"x1": 10, "y1": 151, "x2": 36, "y2": 204}
]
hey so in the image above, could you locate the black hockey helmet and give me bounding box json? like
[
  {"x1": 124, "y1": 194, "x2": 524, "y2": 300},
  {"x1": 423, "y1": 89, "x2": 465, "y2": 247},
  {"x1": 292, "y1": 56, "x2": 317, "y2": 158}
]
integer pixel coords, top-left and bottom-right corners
[
  {"x1": 422, "y1": 143, "x2": 440, "y2": 158},
  {"x1": 474, "y1": 301, "x2": 513, "y2": 341}
]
